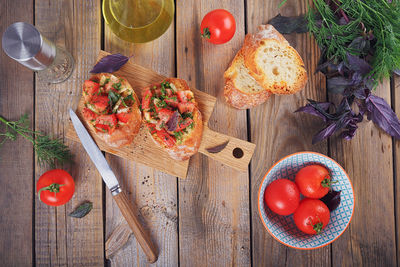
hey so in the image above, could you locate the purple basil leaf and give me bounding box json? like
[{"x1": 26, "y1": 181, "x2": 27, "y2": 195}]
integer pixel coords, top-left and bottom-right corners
[
  {"x1": 312, "y1": 122, "x2": 337, "y2": 144},
  {"x1": 346, "y1": 53, "x2": 372, "y2": 76},
  {"x1": 295, "y1": 102, "x2": 331, "y2": 122},
  {"x1": 267, "y1": 14, "x2": 308, "y2": 34},
  {"x1": 327, "y1": 76, "x2": 352, "y2": 94},
  {"x1": 166, "y1": 111, "x2": 179, "y2": 132},
  {"x1": 394, "y1": 69, "x2": 400, "y2": 76},
  {"x1": 320, "y1": 190, "x2": 341, "y2": 212},
  {"x1": 353, "y1": 88, "x2": 369, "y2": 100},
  {"x1": 206, "y1": 140, "x2": 229, "y2": 153},
  {"x1": 365, "y1": 94, "x2": 400, "y2": 139},
  {"x1": 90, "y1": 53, "x2": 130, "y2": 73}
]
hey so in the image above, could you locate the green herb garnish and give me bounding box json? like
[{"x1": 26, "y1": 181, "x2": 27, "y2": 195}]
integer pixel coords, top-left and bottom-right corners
[
  {"x1": 113, "y1": 82, "x2": 122, "y2": 91},
  {"x1": 0, "y1": 113, "x2": 72, "y2": 167}
]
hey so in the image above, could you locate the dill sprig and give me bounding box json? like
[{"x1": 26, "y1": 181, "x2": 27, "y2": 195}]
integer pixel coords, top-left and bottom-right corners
[
  {"x1": 307, "y1": 0, "x2": 400, "y2": 83},
  {"x1": 0, "y1": 113, "x2": 72, "y2": 168}
]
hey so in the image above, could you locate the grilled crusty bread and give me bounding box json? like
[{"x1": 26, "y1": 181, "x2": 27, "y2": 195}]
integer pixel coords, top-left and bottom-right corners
[
  {"x1": 80, "y1": 73, "x2": 141, "y2": 148},
  {"x1": 244, "y1": 25, "x2": 307, "y2": 95},
  {"x1": 224, "y1": 49, "x2": 271, "y2": 109},
  {"x1": 141, "y1": 78, "x2": 203, "y2": 161},
  {"x1": 224, "y1": 24, "x2": 307, "y2": 109}
]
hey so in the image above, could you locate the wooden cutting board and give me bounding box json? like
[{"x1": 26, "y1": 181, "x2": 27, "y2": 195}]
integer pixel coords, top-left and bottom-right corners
[{"x1": 66, "y1": 51, "x2": 255, "y2": 178}]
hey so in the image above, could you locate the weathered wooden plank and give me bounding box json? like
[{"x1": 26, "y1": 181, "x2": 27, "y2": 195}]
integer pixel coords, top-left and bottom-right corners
[
  {"x1": 0, "y1": 1, "x2": 34, "y2": 265},
  {"x1": 247, "y1": 0, "x2": 330, "y2": 266},
  {"x1": 104, "y1": 17, "x2": 179, "y2": 266},
  {"x1": 34, "y1": 0, "x2": 104, "y2": 266},
  {"x1": 330, "y1": 80, "x2": 397, "y2": 266},
  {"x1": 395, "y1": 75, "x2": 400, "y2": 266},
  {"x1": 176, "y1": 1, "x2": 251, "y2": 266}
]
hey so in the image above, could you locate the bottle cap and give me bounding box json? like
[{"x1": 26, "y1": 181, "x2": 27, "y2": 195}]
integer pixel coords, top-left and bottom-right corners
[{"x1": 2, "y1": 22, "x2": 56, "y2": 71}]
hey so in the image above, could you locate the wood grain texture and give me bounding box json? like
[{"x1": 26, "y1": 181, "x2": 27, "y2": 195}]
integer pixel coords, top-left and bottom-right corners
[
  {"x1": 330, "y1": 81, "x2": 397, "y2": 266},
  {"x1": 34, "y1": 0, "x2": 104, "y2": 266},
  {"x1": 247, "y1": 0, "x2": 330, "y2": 266},
  {"x1": 104, "y1": 17, "x2": 179, "y2": 267},
  {"x1": 176, "y1": 0, "x2": 251, "y2": 266},
  {"x1": 0, "y1": 1, "x2": 34, "y2": 265},
  {"x1": 395, "y1": 75, "x2": 400, "y2": 266}
]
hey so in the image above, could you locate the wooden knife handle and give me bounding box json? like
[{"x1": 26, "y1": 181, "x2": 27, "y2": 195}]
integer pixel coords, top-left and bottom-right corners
[{"x1": 113, "y1": 191, "x2": 158, "y2": 263}]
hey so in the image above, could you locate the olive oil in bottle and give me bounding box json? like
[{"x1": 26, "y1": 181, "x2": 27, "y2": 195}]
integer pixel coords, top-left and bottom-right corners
[{"x1": 102, "y1": 0, "x2": 174, "y2": 43}]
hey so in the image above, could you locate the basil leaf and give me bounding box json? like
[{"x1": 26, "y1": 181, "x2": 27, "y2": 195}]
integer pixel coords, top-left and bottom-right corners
[
  {"x1": 206, "y1": 140, "x2": 229, "y2": 153},
  {"x1": 68, "y1": 202, "x2": 93, "y2": 218},
  {"x1": 268, "y1": 14, "x2": 308, "y2": 34},
  {"x1": 90, "y1": 54, "x2": 130, "y2": 74}
]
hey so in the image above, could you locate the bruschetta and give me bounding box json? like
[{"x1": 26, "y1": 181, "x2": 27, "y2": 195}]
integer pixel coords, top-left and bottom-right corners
[
  {"x1": 141, "y1": 78, "x2": 203, "y2": 161},
  {"x1": 80, "y1": 73, "x2": 141, "y2": 147}
]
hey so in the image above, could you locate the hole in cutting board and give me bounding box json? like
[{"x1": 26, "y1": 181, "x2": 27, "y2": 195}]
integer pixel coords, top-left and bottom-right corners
[{"x1": 233, "y1": 148, "x2": 244, "y2": 158}]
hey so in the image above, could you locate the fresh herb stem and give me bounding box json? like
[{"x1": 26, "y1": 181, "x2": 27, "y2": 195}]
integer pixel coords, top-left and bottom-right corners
[{"x1": 0, "y1": 114, "x2": 72, "y2": 168}]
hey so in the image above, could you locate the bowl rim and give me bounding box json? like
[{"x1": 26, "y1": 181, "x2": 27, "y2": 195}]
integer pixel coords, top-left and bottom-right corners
[{"x1": 257, "y1": 151, "x2": 355, "y2": 250}]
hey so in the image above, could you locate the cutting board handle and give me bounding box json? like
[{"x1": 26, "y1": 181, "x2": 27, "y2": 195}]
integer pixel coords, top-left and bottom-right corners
[
  {"x1": 199, "y1": 126, "x2": 255, "y2": 171},
  {"x1": 113, "y1": 191, "x2": 158, "y2": 263}
]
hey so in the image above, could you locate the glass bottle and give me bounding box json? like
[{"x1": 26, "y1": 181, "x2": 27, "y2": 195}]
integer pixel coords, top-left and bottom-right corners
[{"x1": 102, "y1": 0, "x2": 174, "y2": 43}]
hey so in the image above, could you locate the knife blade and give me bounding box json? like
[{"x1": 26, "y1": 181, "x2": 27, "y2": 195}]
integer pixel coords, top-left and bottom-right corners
[
  {"x1": 69, "y1": 109, "x2": 120, "y2": 194},
  {"x1": 68, "y1": 108, "x2": 158, "y2": 263}
]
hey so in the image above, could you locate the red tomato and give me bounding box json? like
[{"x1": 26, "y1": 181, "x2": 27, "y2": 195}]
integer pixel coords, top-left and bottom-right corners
[
  {"x1": 158, "y1": 108, "x2": 174, "y2": 122},
  {"x1": 264, "y1": 179, "x2": 300, "y2": 216},
  {"x1": 90, "y1": 95, "x2": 109, "y2": 113},
  {"x1": 83, "y1": 80, "x2": 100, "y2": 99},
  {"x1": 95, "y1": 114, "x2": 117, "y2": 134},
  {"x1": 177, "y1": 91, "x2": 193, "y2": 103},
  {"x1": 116, "y1": 112, "x2": 131, "y2": 123},
  {"x1": 82, "y1": 108, "x2": 97, "y2": 121},
  {"x1": 141, "y1": 90, "x2": 152, "y2": 110},
  {"x1": 165, "y1": 97, "x2": 179, "y2": 108},
  {"x1": 295, "y1": 165, "x2": 332, "y2": 199},
  {"x1": 156, "y1": 129, "x2": 176, "y2": 148},
  {"x1": 294, "y1": 199, "x2": 330, "y2": 235},
  {"x1": 200, "y1": 9, "x2": 236, "y2": 44},
  {"x1": 36, "y1": 169, "x2": 75, "y2": 206},
  {"x1": 176, "y1": 118, "x2": 193, "y2": 132},
  {"x1": 178, "y1": 102, "x2": 195, "y2": 114}
]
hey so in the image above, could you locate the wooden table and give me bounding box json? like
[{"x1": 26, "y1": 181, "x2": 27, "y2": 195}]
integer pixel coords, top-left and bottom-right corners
[{"x1": 0, "y1": 0, "x2": 398, "y2": 266}]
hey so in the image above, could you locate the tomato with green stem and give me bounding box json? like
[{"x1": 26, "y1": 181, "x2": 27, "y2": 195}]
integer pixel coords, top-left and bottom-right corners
[
  {"x1": 36, "y1": 169, "x2": 75, "y2": 206},
  {"x1": 200, "y1": 9, "x2": 236, "y2": 44},
  {"x1": 294, "y1": 198, "x2": 330, "y2": 235},
  {"x1": 295, "y1": 164, "x2": 335, "y2": 199}
]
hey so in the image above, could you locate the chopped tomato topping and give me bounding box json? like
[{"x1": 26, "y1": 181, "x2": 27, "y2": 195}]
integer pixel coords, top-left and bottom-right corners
[
  {"x1": 166, "y1": 89, "x2": 173, "y2": 97},
  {"x1": 156, "y1": 129, "x2": 176, "y2": 148},
  {"x1": 90, "y1": 95, "x2": 109, "y2": 113},
  {"x1": 165, "y1": 97, "x2": 179, "y2": 108},
  {"x1": 142, "y1": 90, "x2": 152, "y2": 110},
  {"x1": 176, "y1": 118, "x2": 193, "y2": 132},
  {"x1": 83, "y1": 80, "x2": 100, "y2": 100},
  {"x1": 82, "y1": 108, "x2": 97, "y2": 121},
  {"x1": 178, "y1": 102, "x2": 195, "y2": 114},
  {"x1": 95, "y1": 114, "x2": 117, "y2": 134},
  {"x1": 94, "y1": 124, "x2": 110, "y2": 133},
  {"x1": 177, "y1": 91, "x2": 194, "y2": 103},
  {"x1": 158, "y1": 108, "x2": 174, "y2": 122},
  {"x1": 146, "y1": 123, "x2": 157, "y2": 134},
  {"x1": 116, "y1": 112, "x2": 131, "y2": 123}
]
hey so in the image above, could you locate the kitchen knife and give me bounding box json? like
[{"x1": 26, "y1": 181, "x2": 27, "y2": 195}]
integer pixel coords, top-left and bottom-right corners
[{"x1": 69, "y1": 109, "x2": 157, "y2": 263}]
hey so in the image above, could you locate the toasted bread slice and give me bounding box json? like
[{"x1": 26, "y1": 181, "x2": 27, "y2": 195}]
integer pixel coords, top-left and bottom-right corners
[
  {"x1": 224, "y1": 48, "x2": 271, "y2": 109},
  {"x1": 142, "y1": 78, "x2": 203, "y2": 161},
  {"x1": 80, "y1": 73, "x2": 141, "y2": 148},
  {"x1": 244, "y1": 24, "x2": 307, "y2": 95}
]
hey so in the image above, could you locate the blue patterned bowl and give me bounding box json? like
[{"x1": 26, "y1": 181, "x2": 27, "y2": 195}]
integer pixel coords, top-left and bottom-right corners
[{"x1": 258, "y1": 151, "x2": 355, "y2": 249}]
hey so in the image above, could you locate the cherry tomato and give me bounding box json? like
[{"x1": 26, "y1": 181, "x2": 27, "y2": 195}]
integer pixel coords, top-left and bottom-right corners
[
  {"x1": 294, "y1": 199, "x2": 330, "y2": 235},
  {"x1": 200, "y1": 9, "x2": 236, "y2": 44},
  {"x1": 264, "y1": 179, "x2": 300, "y2": 216},
  {"x1": 295, "y1": 165, "x2": 333, "y2": 199},
  {"x1": 36, "y1": 169, "x2": 75, "y2": 206}
]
